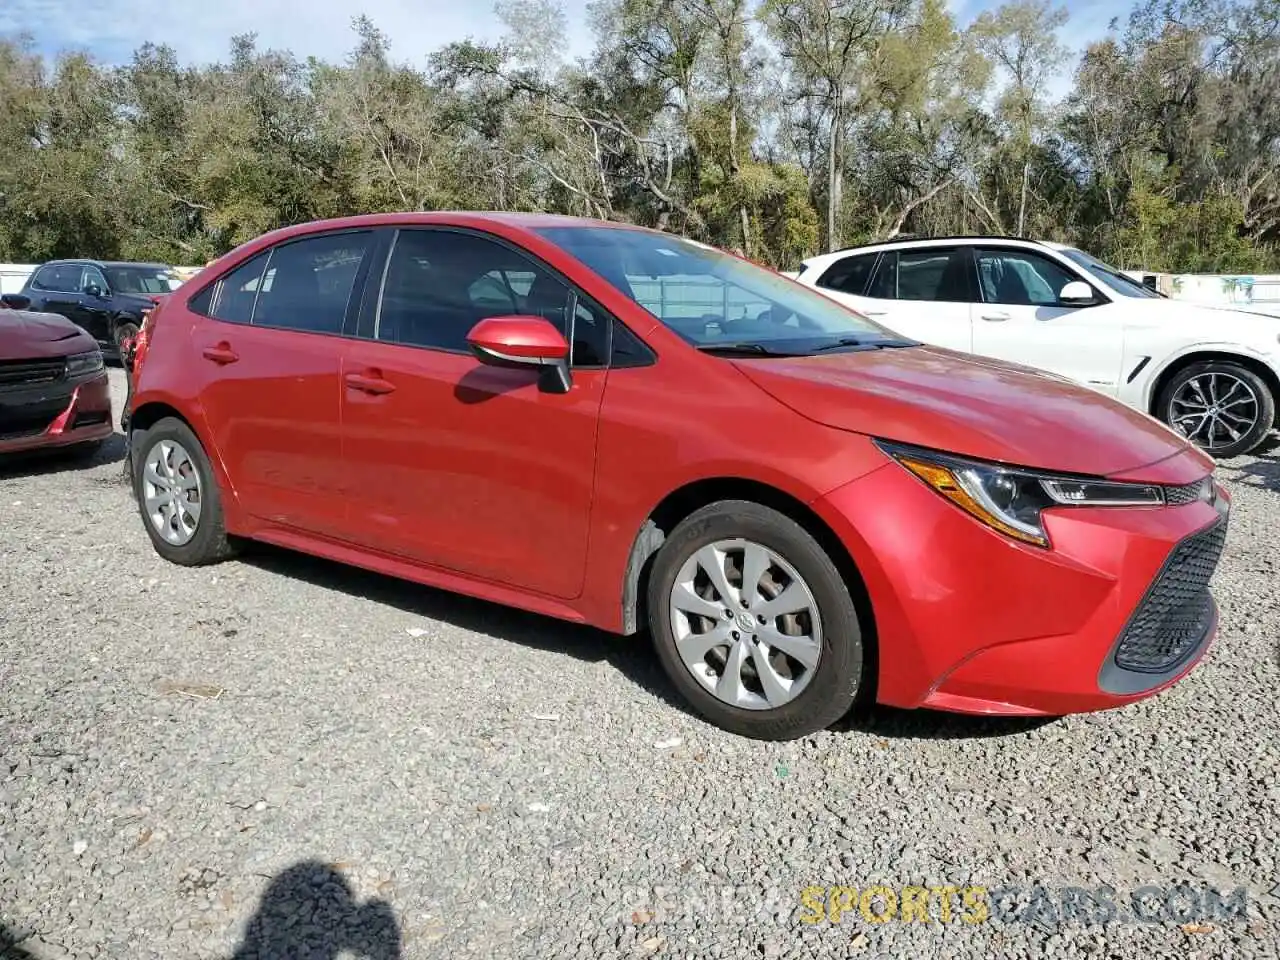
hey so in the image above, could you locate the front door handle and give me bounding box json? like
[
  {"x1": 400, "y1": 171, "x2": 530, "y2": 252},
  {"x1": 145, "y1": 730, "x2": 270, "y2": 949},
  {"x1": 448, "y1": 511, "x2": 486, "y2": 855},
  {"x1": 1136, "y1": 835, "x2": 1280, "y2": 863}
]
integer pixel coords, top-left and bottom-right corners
[
  {"x1": 202, "y1": 343, "x2": 239, "y2": 364},
  {"x1": 345, "y1": 371, "x2": 396, "y2": 395},
  {"x1": 861, "y1": 309, "x2": 888, "y2": 316},
  {"x1": 980, "y1": 312, "x2": 1011, "y2": 322}
]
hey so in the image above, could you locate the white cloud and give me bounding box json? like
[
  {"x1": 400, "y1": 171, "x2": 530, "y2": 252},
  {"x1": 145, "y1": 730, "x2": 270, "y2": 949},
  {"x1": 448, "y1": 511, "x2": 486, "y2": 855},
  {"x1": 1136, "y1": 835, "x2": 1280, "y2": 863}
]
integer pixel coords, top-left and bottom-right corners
[{"x1": 0, "y1": 0, "x2": 596, "y2": 67}]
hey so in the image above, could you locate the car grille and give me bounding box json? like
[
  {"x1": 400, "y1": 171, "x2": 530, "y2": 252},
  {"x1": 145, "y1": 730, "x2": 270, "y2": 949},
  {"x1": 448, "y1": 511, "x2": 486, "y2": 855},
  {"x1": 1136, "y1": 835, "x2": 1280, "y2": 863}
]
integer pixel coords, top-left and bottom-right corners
[
  {"x1": 1113, "y1": 518, "x2": 1227, "y2": 673},
  {"x1": 0, "y1": 357, "x2": 67, "y2": 388},
  {"x1": 1164, "y1": 477, "x2": 1213, "y2": 506}
]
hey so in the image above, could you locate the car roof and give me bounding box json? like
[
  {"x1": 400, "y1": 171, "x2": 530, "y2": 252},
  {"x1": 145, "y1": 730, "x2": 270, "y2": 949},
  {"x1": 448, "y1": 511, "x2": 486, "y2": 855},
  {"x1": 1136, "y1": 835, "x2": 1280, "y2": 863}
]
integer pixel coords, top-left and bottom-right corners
[
  {"x1": 798, "y1": 235, "x2": 1070, "y2": 271},
  {"x1": 244, "y1": 211, "x2": 660, "y2": 247},
  {"x1": 39, "y1": 259, "x2": 171, "y2": 269}
]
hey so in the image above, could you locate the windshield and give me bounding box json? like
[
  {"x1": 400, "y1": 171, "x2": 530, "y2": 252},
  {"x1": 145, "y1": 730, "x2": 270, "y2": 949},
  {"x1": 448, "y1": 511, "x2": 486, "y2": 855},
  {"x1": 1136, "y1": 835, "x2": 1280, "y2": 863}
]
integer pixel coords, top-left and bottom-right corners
[
  {"x1": 534, "y1": 226, "x2": 914, "y2": 353},
  {"x1": 105, "y1": 266, "x2": 177, "y2": 295},
  {"x1": 1058, "y1": 248, "x2": 1162, "y2": 299}
]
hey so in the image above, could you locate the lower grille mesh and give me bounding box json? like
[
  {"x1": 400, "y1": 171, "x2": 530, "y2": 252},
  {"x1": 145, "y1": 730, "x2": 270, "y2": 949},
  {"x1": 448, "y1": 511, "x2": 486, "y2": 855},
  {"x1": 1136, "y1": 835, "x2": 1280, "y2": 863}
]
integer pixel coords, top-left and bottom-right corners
[{"x1": 1113, "y1": 518, "x2": 1227, "y2": 673}]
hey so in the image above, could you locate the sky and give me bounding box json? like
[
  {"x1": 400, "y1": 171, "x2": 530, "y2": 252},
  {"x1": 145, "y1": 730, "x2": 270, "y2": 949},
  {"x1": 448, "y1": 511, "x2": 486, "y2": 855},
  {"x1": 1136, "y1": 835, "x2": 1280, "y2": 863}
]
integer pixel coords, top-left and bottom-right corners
[{"x1": 2, "y1": 0, "x2": 1121, "y2": 92}]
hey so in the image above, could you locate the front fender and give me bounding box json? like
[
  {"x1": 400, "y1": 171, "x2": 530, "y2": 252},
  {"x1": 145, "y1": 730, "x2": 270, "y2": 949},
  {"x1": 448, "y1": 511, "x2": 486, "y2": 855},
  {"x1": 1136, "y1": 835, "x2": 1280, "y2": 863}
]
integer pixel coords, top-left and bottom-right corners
[{"x1": 1138, "y1": 341, "x2": 1280, "y2": 411}]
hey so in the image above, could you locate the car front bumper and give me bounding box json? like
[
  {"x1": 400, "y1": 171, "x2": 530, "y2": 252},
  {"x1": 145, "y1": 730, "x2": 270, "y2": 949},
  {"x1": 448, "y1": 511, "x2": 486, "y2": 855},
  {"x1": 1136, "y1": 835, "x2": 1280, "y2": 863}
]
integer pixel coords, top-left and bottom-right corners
[
  {"x1": 0, "y1": 370, "x2": 114, "y2": 455},
  {"x1": 813, "y1": 456, "x2": 1231, "y2": 717}
]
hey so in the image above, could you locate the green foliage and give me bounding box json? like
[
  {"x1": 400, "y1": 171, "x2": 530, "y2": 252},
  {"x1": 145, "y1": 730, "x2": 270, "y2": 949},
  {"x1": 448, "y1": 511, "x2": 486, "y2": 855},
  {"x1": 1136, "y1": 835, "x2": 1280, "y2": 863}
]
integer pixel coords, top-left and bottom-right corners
[{"x1": 0, "y1": 0, "x2": 1276, "y2": 273}]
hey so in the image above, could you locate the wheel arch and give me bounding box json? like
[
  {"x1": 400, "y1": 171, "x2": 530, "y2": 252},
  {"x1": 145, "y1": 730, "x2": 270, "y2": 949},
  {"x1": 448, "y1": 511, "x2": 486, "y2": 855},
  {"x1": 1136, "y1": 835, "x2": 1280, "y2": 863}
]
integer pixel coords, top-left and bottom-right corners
[
  {"x1": 619, "y1": 476, "x2": 879, "y2": 700},
  {"x1": 1146, "y1": 349, "x2": 1280, "y2": 425},
  {"x1": 127, "y1": 396, "x2": 240, "y2": 514}
]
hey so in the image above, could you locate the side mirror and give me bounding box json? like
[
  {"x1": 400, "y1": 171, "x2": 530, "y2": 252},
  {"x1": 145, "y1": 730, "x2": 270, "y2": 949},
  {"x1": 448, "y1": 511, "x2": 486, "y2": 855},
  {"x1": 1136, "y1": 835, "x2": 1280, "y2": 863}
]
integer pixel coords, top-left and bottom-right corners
[
  {"x1": 83, "y1": 283, "x2": 105, "y2": 299},
  {"x1": 1, "y1": 293, "x2": 32, "y2": 310},
  {"x1": 466, "y1": 315, "x2": 572, "y2": 393},
  {"x1": 1059, "y1": 280, "x2": 1096, "y2": 305}
]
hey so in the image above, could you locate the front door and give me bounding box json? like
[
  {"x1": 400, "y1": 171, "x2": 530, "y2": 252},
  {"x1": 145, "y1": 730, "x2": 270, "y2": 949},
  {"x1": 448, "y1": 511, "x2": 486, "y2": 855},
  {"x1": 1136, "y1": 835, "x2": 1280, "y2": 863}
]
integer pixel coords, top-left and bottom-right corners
[
  {"x1": 188, "y1": 230, "x2": 375, "y2": 538},
  {"x1": 340, "y1": 226, "x2": 608, "y2": 600},
  {"x1": 969, "y1": 247, "x2": 1124, "y2": 394}
]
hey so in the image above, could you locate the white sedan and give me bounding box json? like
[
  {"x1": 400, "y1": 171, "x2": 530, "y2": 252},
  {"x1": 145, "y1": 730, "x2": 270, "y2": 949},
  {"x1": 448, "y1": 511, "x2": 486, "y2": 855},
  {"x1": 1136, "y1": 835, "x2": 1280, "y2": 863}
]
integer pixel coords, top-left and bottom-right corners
[{"x1": 788, "y1": 236, "x2": 1280, "y2": 458}]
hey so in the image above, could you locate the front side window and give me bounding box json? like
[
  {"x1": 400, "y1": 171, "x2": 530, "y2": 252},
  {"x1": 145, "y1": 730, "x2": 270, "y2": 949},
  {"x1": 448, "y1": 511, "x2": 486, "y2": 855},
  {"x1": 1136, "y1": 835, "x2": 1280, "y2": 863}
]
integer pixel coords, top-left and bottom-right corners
[
  {"x1": 82, "y1": 266, "x2": 109, "y2": 293},
  {"x1": 975, "y1": 249, "x2": 1083, "y2": 307},
  {"x1": 104, "y1": 265, "x2": 174, "y2": 295},
  {"x1": 376, "y1": 230, "x2": 592, "y2": 358},
  {"x1": 1058, "y1": 247, "x2": 1159, "y2": 299},
  {"x1": 535, "y1": 227, "x2": 909, "y2": 354}
]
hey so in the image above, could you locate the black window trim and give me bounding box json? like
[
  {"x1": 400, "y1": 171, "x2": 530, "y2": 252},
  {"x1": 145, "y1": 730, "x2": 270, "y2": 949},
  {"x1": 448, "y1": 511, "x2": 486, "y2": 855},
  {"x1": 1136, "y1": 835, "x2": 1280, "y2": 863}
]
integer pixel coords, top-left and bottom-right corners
[
  {"x1": 971, "y1": 244, "x2": 1106, "y2": 308},
  {"x1": 361, "y1": 224, "x2": 652, "y2": 370},
  {"x1": 189, "y1": 227, "x2": 377, "y2": 338}
]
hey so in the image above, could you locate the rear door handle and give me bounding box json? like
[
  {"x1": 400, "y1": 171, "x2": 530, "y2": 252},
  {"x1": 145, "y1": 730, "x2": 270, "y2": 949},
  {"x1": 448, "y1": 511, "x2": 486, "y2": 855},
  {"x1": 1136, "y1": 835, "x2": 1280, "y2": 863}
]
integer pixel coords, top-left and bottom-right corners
[
  {"x1": 202, "y1": 343, "x2": 239, "y2": 364},
  {"x1": 981, "y1": 312, "x2": 1011, "y2": 322},
  {"x1": 345, "y1": 371, "x2": 396, "y2": 395}
]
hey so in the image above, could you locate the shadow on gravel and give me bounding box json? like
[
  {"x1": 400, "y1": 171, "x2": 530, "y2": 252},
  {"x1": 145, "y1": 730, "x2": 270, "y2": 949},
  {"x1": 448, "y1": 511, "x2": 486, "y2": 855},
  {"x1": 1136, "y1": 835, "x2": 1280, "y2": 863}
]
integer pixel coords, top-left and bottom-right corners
[
  {"x1": 0, "y1": 431, "x2": 126, "y2": 481},
  {"x1": 240, "y1": 543, "x2": 694, "y2": 716},
  {"x1": 1224, "y1": 451, "x2": 1280, "y2": 493},
  {"x1": 836, "y1": 705, "x2": 1060, "y2": 740},
  {"x1": 232, "y1": 861, "x2": 401, "y2": 960},
  {"x1": 0, "y1": 925, "x2": 36, "y2": 959}
]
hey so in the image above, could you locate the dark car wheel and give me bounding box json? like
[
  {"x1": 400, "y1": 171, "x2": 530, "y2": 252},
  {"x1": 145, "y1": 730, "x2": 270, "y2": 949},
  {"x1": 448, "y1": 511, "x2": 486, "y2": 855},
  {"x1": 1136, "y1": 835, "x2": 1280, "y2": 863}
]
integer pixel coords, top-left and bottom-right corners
[
  {"x1": 1157, "y1": 360, "x2": 1275, "y2": 459},
  {"x1": 113, "y1": 319, "x2": 140, "y2": 355},
  {"x1": 646, "y1": 500, "x2": 865, "y2": 741},
  {"x1": 132, "y1": 417, "x2": 237, "y2": 566}
]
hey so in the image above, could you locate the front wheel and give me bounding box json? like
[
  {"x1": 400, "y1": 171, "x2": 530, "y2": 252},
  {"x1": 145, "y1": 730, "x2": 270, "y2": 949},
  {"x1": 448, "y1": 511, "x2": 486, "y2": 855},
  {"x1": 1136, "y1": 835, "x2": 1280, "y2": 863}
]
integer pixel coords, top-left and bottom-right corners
[
  {"x1": 646, "y1": 500, "x2": 865, "y2": 741},
  {"x1": 132, "y1": 417, "x2": 237, "y2": 566},
  {"x1": 1157, "y1": 361, "x2": 1275, "y2": 459}
]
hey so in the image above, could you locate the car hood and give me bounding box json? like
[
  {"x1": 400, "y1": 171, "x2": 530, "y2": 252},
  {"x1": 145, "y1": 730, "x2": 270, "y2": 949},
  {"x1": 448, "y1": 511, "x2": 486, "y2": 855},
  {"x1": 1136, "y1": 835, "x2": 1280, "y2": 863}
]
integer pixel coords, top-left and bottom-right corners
[
  {"x1": 1122, "y1": 297, "x2": 1280, "y2": 340},
  {"x1": 116, "y1": 291, "x2": 168, "y2": 311},
  {"x1": 0, "y1": 309, "x2": 96, "y2": 360},
  {"x1": 734, "y1": 345, "x2": 1205, "y2": 478}
]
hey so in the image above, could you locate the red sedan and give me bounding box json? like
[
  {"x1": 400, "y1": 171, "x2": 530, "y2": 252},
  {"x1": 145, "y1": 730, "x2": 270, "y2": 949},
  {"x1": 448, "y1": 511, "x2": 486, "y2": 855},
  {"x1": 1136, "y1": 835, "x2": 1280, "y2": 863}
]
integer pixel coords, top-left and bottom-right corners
[
  {"x1": 124, "y1": 213, "x2": 1229, "y2": 740},
  {"x1": 0, "y1": 303, "x2": 113, "y2": 457}
]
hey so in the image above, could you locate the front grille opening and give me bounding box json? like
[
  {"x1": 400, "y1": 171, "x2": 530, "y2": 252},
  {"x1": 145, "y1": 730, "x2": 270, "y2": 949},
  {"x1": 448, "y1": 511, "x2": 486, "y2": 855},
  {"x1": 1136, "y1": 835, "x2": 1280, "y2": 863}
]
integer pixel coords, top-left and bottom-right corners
[
  {"x1": 1113, "y1": 519, "x2": 1227, "y2": 673},
  {"x1": 71, "y1": 411, "x2": 109, "y2": 429},
  {"x1": 0, "y1": 357, "x2": 67, "y2": 387},
  {"x1": 1163, "y1": 477, "x2": 1212, "y2": 506}
]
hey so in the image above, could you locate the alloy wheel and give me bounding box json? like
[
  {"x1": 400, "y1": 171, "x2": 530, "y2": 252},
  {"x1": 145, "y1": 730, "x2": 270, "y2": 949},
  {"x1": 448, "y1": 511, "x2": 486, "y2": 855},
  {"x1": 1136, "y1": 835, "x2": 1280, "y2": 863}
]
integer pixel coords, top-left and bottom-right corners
[
  {"x1": 142, "y1": 439, "x2": 203, "y2": 546},
  {"x1": 1169, "y1": 371, "x2": 1261, "y2": 451},
  {"x1": 668, "y1": 538, "x2": 823, "y2": 711}
]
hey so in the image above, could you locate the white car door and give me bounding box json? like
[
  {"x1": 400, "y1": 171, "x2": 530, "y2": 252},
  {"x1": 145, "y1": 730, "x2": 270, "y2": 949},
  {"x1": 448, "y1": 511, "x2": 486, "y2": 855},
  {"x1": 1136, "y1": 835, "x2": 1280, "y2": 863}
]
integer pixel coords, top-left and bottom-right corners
[
  {"x1": 811, "y1": 247, "x2": 974, "y2": 352},
  {"x1": 969, "y1": 246, "x2": 1125, "y2": 395}
]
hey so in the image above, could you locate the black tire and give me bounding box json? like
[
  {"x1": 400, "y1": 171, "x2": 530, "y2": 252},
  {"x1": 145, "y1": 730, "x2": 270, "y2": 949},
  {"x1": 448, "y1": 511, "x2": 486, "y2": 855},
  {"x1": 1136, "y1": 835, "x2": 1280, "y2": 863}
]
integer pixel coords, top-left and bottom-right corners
[
  {"x1": 131, "y1": 417, "x2": 237, "y2": 566},
  {"x1": 113, "y1": 319, "x2": 140, "y2": 358},
  {"x1": 646, "y1": 500, "x2": 865, "y2": 741},
  {"x1": 1156, "y1": 360, "x2": 1275, "y2": 459}
]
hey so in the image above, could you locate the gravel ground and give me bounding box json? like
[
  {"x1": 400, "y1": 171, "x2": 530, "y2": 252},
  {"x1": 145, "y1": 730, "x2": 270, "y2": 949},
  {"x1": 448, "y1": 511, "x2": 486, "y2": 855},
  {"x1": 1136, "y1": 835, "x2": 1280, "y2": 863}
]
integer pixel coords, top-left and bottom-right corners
[{"x1": 2, "y1": 367, "x2": 1278, "y2": 960}]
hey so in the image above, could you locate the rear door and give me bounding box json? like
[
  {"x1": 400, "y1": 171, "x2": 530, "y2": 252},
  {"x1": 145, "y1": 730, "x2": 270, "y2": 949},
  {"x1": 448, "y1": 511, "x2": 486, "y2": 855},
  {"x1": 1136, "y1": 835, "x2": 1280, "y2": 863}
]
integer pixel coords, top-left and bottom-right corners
[
  {"x1": 339, "y1": 226, "x2": 609, "y2": 599},
  {"x1": 828, "y1": 247, "x2": 975, "y2": 352},
  {"x1": 187, "y1": 229, "x2": 377, "y2": 538},
  {"x1": 969, "y1": 246, "x2": 1124, "y2": 394}
]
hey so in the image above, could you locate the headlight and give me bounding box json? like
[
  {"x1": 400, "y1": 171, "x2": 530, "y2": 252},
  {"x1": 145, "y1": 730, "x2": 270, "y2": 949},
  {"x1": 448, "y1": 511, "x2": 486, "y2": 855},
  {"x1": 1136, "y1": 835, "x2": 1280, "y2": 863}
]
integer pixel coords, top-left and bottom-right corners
[
  {"x1": 65, "y1": 350, "x2": 104, "y2": 378},
  {"x1": 876, "y1": 440, "x2": 1164, "y2": 548}
]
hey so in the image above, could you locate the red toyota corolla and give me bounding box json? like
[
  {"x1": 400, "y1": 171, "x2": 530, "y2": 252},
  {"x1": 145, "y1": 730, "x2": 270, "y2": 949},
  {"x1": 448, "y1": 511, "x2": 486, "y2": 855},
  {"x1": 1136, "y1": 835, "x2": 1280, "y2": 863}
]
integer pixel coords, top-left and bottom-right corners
[{"x1": 125, "y1": 213, "x2": 1229, "y2": 740}]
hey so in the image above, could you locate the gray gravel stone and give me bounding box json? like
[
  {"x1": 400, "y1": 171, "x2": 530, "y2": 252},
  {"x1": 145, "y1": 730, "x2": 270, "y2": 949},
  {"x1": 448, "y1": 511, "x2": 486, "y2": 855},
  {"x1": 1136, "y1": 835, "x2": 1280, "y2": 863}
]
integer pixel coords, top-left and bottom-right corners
[{"x1": 1, "y1": 369, "x2": 1277, "y2": 958}]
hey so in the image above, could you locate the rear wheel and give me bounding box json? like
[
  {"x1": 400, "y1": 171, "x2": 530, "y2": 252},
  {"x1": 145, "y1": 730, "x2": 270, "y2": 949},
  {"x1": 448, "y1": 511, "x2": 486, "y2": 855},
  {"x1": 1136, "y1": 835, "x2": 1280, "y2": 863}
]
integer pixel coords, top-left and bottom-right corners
[
  {"x1": 132, "y1": 417, "x2": 237, "y2": 565},
  {"x1": 113, "y1": 319, "x2": 140, "y2": 359},
  {"x1": 1157, "y1": 361, "x2": 1274, "y2": 459},
  {"x1": 646, "y1": 500, "x2": 865, "y2": 740}
]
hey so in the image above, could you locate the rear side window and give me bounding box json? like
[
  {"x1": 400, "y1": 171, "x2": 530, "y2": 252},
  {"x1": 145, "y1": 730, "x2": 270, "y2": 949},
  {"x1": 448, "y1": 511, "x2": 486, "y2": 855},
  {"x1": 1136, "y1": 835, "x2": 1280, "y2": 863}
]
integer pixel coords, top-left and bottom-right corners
[
  {"x1": 816, "y1": 254, "x2": 877, "y2": 295},
  {"x1": 252, "y1": 233, "x2": 371, "y2": 335},
  {"x1": 867, "y1": 248, "x2": 972, "y2": 303},
  {"x1": 197, "y1": 252, "x2": 270, "y2": 324}
]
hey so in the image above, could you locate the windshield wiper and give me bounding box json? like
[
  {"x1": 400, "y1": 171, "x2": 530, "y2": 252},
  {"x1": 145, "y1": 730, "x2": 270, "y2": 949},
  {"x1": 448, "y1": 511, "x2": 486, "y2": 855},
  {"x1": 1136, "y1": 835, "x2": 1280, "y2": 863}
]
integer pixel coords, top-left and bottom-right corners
[
  {"x1": 695, "y1": 342, "x2": 805, "y2": 357},
  {"x1": 812, "y1": 337, "x2": 914, "y2": 352}
]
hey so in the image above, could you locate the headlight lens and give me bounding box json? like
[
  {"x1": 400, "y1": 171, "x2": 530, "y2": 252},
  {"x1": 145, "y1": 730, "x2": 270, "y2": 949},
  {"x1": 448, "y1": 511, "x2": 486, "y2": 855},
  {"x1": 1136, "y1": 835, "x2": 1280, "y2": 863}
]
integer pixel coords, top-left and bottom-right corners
[
  {"x1": 65, "y1": 350, "x2": 104, "y2": 378},
  {"x1": 877, "y1": 441, "x2": 1164, "y2": 548}
]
